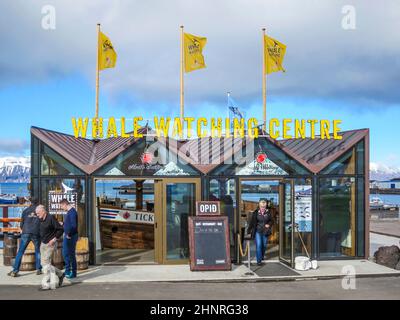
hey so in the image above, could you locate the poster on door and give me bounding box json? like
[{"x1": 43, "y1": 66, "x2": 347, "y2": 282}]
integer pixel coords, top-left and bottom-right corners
[
  {"x1": 48, "y1": 191, "x2": 78, "y2": 215},
  {"x1": 294, "y1": 185, "x2": 312, "y2": 232}
]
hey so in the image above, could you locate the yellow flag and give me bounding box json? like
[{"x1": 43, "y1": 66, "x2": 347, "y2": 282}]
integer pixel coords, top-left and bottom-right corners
[
  {"x1": 99, "y1": 31, "x2": 117, "y2": 70},
  {"x1": 264, "y1": 35, "x2": 286, "y2": 74},
  {"x1": 184, "y1": 33, "x2": 207, "y2": 73}
]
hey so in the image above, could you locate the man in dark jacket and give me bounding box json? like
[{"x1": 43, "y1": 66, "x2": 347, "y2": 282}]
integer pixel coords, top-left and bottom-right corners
[
  {"x1": 247, "y1": 199, "x2": 274, "y2": 266},
  {"x1": 8, "y1": 198, "x2": 42, "y2": 277},
  {"x1": 36, "y1": 205, "x2": 65, "y2": 290},
  {"x1": 60, "y1": 199, "x2": 78, "y2": 279}
]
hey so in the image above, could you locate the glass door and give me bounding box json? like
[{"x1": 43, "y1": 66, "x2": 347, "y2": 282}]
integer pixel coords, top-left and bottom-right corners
[
  {"x1": 279, "y1": 179, "x2": 295, "y2": 268},
  {"x1": 161, "y1": 178, "x2": 201, "y2": 264}
]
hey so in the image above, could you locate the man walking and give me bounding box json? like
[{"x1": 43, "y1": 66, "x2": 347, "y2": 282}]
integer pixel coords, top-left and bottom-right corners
[
  {"x1": 8, "y1": 198, "x2": 42, "y2": 277},
  {"x1": 35, "y1": 205, "x2": 65, "y2": 290},
  {"x1": 60, "y1": 199, "x2": 78, "y2": 279}
]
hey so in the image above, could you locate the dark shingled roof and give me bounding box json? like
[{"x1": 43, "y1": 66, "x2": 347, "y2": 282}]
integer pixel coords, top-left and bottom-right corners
[
  {"x1": 279, "y1": 129, "x2": 368, "y2": 173},
  {"x1": 31, "y1": 126, "x2": 148, "y2": 174},
  {"x1": 31, "y1": 126, "x2": 368, "y2": 175}
]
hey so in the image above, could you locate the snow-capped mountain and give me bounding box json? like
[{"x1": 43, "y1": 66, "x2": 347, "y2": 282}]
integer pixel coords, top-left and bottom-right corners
[
  {"x1": 370, "y1": 162, "x2": 400, "y2": 181},
  {"x1": 0, "y1": 156, "x2": 399, "y2": 182},
  {"x1": 0, "y1": 157, "x2": 31, "y2": 183}
]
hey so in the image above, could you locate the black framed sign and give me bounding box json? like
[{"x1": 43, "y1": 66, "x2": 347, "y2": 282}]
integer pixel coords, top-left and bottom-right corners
[{"x1": 188, "y1": 216, "x2": 231, "y2": 271}]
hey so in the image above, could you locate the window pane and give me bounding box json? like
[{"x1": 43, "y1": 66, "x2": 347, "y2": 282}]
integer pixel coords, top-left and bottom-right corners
[
  {"x1": 32, "y1": 137, "x2": 39, "y2": 176},
  {"x1": 321, "y1": 149, "x2": 356, "y2": 175},
  {"x1": 294, "y1": 178, "x2": 312, "y2": 258},
  {"x1": 31, "y1": 178, "x2": 39, "y2": 199},
  {"x1": 319, "y1": 177, "x2": 356, "y2": 257},
  {"x1": 209, "y1": 178, "x2": 236, "y2": 259},
  {"x1": 95, "y1": 139, "x2": 199, "y2": 176},
  {"x1": 357, "y1": 177, "x2": 365, "y2": 257},
  {"x1": 211, "y1": 137, "x2": 310, "y2": 176},
  {"x1": 40, "y1": 144, "x2": 84, "y2": 175},
  {"x1": 95, "y1": 179, "x2": 155, "y2": 263},
  {"x1": 40, "y1": 178, "x2": 86, "y2": 236},
  {"x1": 166, "y1": 183, "x2": 195, "y2": 260},
  {"x1": 356, "y1": 140, "x2": 365, "y2": 175}
]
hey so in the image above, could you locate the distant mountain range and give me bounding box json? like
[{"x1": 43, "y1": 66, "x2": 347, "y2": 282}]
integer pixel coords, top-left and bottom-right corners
[
  {"x1": 0, "y1": 157, "x2": 31, "y2": 183},
  {"x1": 370, "y1": 162, "x2": 400, "y2": 181},
  {"x1": 0, "y1": 157, "x2": 399, "y2": 183}
]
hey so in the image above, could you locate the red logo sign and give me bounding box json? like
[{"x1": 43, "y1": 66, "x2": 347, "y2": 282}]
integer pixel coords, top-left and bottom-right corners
[
  {"x1": 123, "y1": 211, "x2": 131, "y2": 219},
  {"x1": 141, "y1": 152, "x2": 153, "y2": 164},
  {"x1": 256, "y1": 152, "x2": 267, "y2": 164}
]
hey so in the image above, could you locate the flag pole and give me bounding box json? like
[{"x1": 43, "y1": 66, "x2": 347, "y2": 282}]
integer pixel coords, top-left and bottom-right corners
[
  {"x1": 180, "y1": 25, "x2": 184, "y2": 125},
  {"x1": 262, "y1": 28, "x2": 267, "y2": 132},
  {"x1": 95, "y1": 23, "x2": 101, "y2": 119}
]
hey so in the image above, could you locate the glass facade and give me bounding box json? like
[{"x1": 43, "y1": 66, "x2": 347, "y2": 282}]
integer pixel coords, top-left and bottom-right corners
[
  {"x1": 294, "y1": 178, "x2": 312, "y2": 258},
  {"x1": 31, "y1": 131, "x2": 368, "y2": 264},
  {"x1": 39, "y1": 177, "x2": 87, "y2": 236},
  {"x1": 321, "y1": 149, "x2": 356, "y2": 175},
  {"x1": 31, "y1": 137, "x2": 87, "y2": 238},
  {"x1": 94, "y1": 139, "x2": 200, "y2": 176},
  {"x1": 209, "y1": 178, "x2": 236, "y2": 259},
  {"x1": 165, "y1": 183, "x2": 196, "y2": 260},
  {"x1": 356, "y1": 141, "x2": 365, "y2": 175},
  {"x1": 211, "y1": 138, "x2": 310, "y2": 176},
  {"x1": 41, "y1": 144, "x2": 84, "y2": 176},
  {"x1": 319, "y1": 177, "x2": 356, "y2": 257}
]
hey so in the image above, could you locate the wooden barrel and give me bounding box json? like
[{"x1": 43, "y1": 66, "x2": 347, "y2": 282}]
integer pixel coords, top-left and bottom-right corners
[
  {"x1": 51, "y1": 238, "x2": 64, "y2": 270},
  {"x1": 76, "y1": 251, "x2": 89, "y2": 270},
  {"x1": 20, "y1": 242, "x2": 36, "y2": 271},
  {"x1": 3, "y1": 233, "x2": 19, "y2": 266},
  {"x1": 75, "y1": 237, "x2": 89, "y2": 270}
]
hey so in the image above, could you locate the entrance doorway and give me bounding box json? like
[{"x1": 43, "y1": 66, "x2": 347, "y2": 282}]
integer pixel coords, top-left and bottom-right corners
[
  {"x1": 239, "y1": 179, "x2": 280, "y2": 261},
  {"x1": 94, "y1": 178, "x2": 200, "y2": 265},
  {"x1": 239, "y1": 178, "x2": 313, "y2": 268}
]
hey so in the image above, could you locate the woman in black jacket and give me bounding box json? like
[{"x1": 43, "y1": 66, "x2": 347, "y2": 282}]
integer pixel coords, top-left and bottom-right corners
[{"x1": 248, "y1": 199, "x2": 274, "y2": 265}]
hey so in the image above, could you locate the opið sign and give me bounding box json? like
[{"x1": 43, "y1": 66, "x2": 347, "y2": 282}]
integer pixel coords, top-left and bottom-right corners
[{"x1": 196, "y1": 201, "x2": 220, "y2": 216}]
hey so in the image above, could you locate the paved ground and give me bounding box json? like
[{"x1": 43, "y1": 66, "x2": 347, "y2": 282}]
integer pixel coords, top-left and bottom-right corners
[
  {"x1": 370, "y1": 220, "x2": 400, "y2": 237},
  {"x1": 1, "y1": 259, "x2": 399, "y2": 286},
  {"x1": 1, "y1": 276, "x2": 400, "y2": 300}
]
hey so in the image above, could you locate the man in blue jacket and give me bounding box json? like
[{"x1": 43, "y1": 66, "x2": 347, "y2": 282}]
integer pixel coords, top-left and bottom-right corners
[
  {"x1": 8, "y1": 198, "x2": 42, "y2": 277},
  {"x1": 60, "y1": 199, "x2": 78, "y2": 279}
]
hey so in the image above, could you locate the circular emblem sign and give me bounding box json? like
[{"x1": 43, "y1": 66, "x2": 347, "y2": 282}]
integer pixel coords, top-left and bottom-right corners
[
  {"x1": 256, "y1": 152, "x2": 267, "y2": 164},
  {"x1": 141, "y1": 152, "x2": 153, "y2": 164}
]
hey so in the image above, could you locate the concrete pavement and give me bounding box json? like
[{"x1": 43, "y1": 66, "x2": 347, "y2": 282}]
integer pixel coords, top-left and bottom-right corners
[
  {"x1": 0, "y1": 259, "x2": 399, "y2": 286},
  {"x1": 1, "y1": 276, "x2": 400, "y2": 300}
]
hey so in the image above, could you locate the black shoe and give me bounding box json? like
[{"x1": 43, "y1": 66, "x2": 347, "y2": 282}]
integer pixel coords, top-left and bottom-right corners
[
  {"x1": 7, "y1": 271, "x2": 18, "y2": 277},
  {"x1": 257, "y1": 262, "x2": 262, "y2": 266},
  {"x1": 36, "y1": 270, "x2": 42, "y2": 275},
  {"x1": 59, "y1": 273, "x2": 65, "y2": 287}
]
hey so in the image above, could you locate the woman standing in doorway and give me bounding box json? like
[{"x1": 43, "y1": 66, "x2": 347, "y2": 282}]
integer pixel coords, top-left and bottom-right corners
[{"x1": 248, "y1": 199, "x2": 274, "y2": 266}]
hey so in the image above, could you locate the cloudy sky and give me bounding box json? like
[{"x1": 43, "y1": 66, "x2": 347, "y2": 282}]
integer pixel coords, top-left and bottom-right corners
[{"x1": 0, "y1": 0, "x2": 399, "y2": 167}]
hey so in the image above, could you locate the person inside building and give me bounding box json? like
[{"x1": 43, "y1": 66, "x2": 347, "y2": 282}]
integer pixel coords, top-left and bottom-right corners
[
  {"x1": 247, "y1": 198, "x2": 274, "y2": 266},
  {"x1": 60, "y1": 199, "x2": 78, "y2": 279},
  {"x1": 7, "y1": 198, "x2": 42, "y2": 277},
  {"x1": 36, "y1": 205, "x2": 65, "y2": 290}
]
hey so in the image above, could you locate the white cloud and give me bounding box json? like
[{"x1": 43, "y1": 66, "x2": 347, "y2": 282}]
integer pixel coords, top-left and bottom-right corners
[
  {"x1": 0, "y1": 138, "x2": 29, "y2": 155},
  {"x1": 1, "y1": 0, "x2": 400, "y2": 108}
]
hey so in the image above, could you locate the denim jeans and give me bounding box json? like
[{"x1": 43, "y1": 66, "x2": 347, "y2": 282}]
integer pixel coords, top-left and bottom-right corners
[
  {"x1": 63, "y1": 234, "x2": 78, "y2": 275},
  {"x1": 13, "y1": 233, "x2": 42, "y2": 272},
  {"x1": 255, "y1": 232, "x2": 268, "y2": 264}
]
